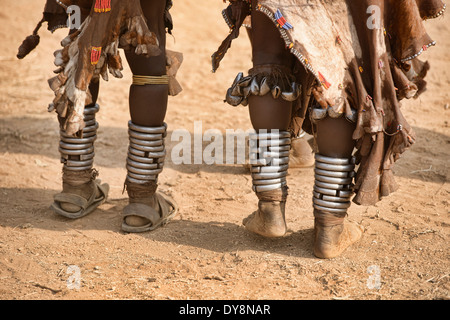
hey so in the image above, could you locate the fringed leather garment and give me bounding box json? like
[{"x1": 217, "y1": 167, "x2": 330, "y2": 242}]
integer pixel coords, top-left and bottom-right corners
[
  {"x1": 213, "y1": 0, "x2": 446, "y2": 206},
  {"x1": 18, "y1": 0, "x2": 182, "y2": 137}
]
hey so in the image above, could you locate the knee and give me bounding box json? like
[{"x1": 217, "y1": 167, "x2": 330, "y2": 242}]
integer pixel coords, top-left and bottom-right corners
[
  {"x1": 140, "y1": 0, "x2": 167, "y2": 43},
  {"x1": 125, "y1": 52, "x2": 167, "y2": 76},
  {"x1": 125, "y1": 1, "x2": 168, "y2": 75},
  {"x1": 248, "y1": 95, "x2": 292, "y2": 131},
  {"x1": 315, "y1": 117, "x2": 356, "y2": 158}
]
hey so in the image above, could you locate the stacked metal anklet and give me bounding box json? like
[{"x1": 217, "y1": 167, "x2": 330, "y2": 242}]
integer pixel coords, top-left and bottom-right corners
[
  {"x1": 313, "y1": 154, "x2": 356, "y2": 214},
  {"x1": 249, "y1": 130, "x2": 291, "y2": 193},
  {"x1": 59, "y1": 104, "x2": 99, "y2": 171},
  {"x1": 126, "y1": 121, "x2": 167, "y2": 184}
]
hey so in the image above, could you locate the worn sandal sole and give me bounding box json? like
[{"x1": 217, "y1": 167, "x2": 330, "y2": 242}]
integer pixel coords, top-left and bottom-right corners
[
  {"x1": 121, "y1": 191, "x2": 178, "y2": 233},
  {"x1": 51, "y1": 179, "x2": 109, "y2": 219}
]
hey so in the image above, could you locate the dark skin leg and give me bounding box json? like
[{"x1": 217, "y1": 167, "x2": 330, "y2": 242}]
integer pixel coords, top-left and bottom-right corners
[
  {"x1": 246, "y1": 13, "x2": 314, "y2": 170},
  {"x1": 315, "y1": 116, "x2": 355, "y2": 158},
  {"x1": 314, "y1": 117, "x2": 363, "y2": 259},
  {"x1": 87, "y1": 81, "x2": 99, "y2": 107},
  {"x1": 60, "y1": 15, "x2": 101, "y2": 212},
  {"x1": 124, "y1": 0, "x2": 168, "y2": 127},
  {"x1": 68, "y1": 1, "x2": 168, "y2": 162},
  {"x1": 242, "y1": 7, "x2": 294, "y2": 237},
  {"x1": 245, "y1": 3, "x2": 362, "y2": 251},
  {"x1": 248, "y1": 5, "x2": 294, "y2": 131},
  {"x1": 123, "y1": 0, "x2": 169, "y2": 227},
  {"x1": 61, "y1": 2, "x2": 169, "y2": 215}
]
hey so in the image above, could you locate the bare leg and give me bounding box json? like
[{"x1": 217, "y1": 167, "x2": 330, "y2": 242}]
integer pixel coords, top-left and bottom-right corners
[
  {"x1": 58, "y1": 81, "x2": 102, "y2": 213},
  {"x1": 242, "y1": 7, "x2": 294, "y2": 237},
  {"x1": 123, "y1": 0, "x2": 169, "y2": 228},
  {"x1": 245, "y1": 12, "x2": 313, "y2": 170},
  {"x1": 125, "y1": 0, "x2": 168, "y2": 127},
  {"x1": 313, "y1": 117, "x2": 363, "y2": 258},
  {"x1": 55, "y1": 19, "x2": 108, "y2": 216}
]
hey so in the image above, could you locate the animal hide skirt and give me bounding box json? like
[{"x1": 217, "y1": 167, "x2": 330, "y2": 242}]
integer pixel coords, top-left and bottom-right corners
[
  {"x1": 18, "y1": 0, "x2": 181, "y2": 137},
  {"x1": 212, "y1": 0, "x2": 446, "y2": 206}
]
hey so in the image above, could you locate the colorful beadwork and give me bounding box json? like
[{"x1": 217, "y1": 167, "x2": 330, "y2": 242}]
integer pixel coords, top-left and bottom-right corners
[
  {"x1": 423, "y1": 4, "x2": 446, "y2": 20},
  {"x1": 318, "y1": 72, "x2": 331, "y2": 90},
  {"x1": 255, "y1": 5, "x2": 320, "y2": 84},
  {"x1": 274, "y1": 9, "x2": 293, "y2": 30},
  {"x1": 401, "y1": 41, "x2": 436, "y2": 63},
  {"x1": 94, "y1": 0, "x2": 111, "y2": 13},
  {"x1": 407, "y1": 135, "x2": 414, "y2": 144},
  {"x1": 91, "y1": 47, "x2": 102, "y2": 65},
  {"x1": 56, "y1": 0, "x2": 68, "y2": 9},
  {"x1": 222, "y1": 8, "x2": 234, "y2": 30}
]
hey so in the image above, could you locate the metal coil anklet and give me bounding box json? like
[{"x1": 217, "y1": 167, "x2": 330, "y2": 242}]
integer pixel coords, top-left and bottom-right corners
[
  {"x1": 59, "y1": 104, "x2": 99, "y2": 171},
  {"x1": 249, "y1": 130, "x2": 291, "y2": 193},
  {"x1": 125, "y1": 121, "x2": 167, "y2": 185},
  {"x1": 312, "y1": 154, "x2": 356, "y2": 214}
]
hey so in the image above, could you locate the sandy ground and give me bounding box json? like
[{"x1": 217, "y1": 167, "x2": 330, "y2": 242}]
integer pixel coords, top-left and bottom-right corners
[{"x1": 0, "y1": 0, "x2": 449, "y2": 301}]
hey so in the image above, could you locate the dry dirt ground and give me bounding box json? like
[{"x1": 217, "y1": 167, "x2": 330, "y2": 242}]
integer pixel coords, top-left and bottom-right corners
[{"x1": 0, "y1": 1, "x2": 449, "y2": 301}]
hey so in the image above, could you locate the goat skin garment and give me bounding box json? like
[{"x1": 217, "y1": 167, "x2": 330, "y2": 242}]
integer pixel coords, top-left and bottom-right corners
[
  {"x1": 19, "y1": 0, "x2": 180, "y2": 136},
  {"x1": 214, "y1": 0, "x2": 446, "y2": 205}
]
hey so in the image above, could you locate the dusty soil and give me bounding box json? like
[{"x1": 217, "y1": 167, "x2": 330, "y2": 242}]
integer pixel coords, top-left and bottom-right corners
[{"x1": 0, "y1": 0, "x2": 449, "y2": 301}]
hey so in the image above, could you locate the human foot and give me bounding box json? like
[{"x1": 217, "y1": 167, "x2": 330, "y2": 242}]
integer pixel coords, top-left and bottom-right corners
[
  {"x1": 122, "y1": 181, "x2": 178, "y2": 233},
  {"x1": 243, "y1": 201, "x2": 287, "y2": 237},
  {"x1": 313, "y1": 219, "x2": 363, "y2": 259}
]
